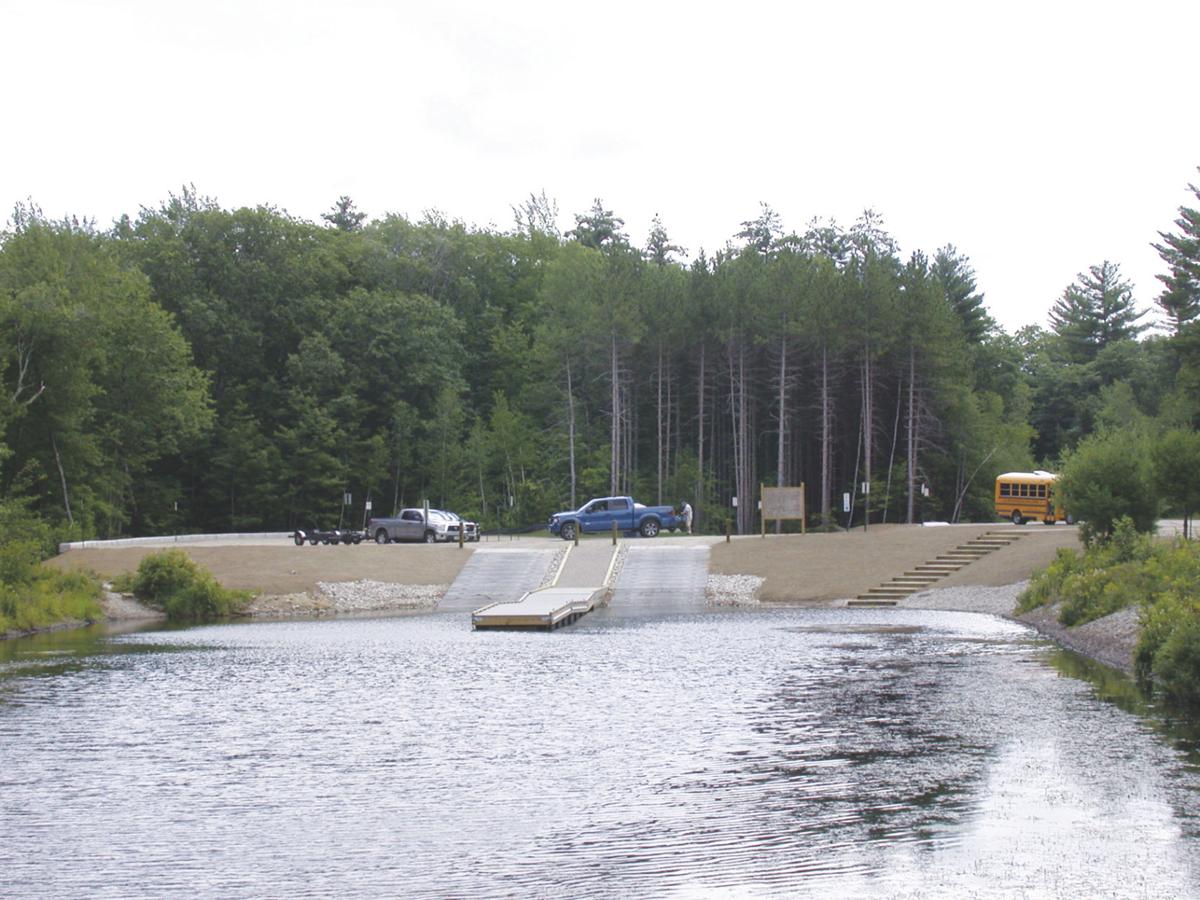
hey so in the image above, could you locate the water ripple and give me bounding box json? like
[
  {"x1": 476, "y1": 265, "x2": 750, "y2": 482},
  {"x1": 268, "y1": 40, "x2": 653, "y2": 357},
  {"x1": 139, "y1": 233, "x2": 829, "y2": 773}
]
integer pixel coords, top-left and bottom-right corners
[{"x1": 1, "y1": 609, "x2": 1198, "y2": 897}]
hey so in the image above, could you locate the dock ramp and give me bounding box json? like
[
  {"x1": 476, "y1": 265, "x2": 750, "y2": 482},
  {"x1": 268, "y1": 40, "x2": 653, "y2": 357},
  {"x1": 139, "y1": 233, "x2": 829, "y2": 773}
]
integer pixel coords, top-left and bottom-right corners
[
  {"x1": 609, "y1": 545, "x2": 710, "y2": 612},
  {"x1": 439, "y1": 547, "x2": 559, "y2": 611},
  {"x1": 472, "y1": 586, "x2": 602, "y2": 630}
]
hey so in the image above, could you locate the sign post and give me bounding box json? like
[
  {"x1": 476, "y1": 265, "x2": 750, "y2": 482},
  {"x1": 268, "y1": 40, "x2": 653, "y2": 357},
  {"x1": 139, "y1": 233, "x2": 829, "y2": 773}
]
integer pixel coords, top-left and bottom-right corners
[{"x1": 761, "y1": 485, "x2": 807, "y2": 536}]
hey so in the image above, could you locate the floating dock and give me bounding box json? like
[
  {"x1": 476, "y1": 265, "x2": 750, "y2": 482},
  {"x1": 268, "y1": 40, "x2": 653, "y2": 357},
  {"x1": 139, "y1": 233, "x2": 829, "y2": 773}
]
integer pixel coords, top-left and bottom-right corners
[{"x1": 471, "y1": 586, "x2": 603, "y2": 630}]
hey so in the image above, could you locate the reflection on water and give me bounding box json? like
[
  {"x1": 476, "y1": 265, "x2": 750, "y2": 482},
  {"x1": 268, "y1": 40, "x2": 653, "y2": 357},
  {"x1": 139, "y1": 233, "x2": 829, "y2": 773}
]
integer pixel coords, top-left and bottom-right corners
[{"x1": 2, "y1": 608, "x2": 1199, "y2": 897}]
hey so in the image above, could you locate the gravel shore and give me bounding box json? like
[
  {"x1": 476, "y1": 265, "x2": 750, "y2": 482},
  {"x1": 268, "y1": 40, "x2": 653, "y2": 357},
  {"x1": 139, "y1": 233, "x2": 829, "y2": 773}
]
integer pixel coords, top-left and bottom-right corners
[
  {"x1": 705, "y1": 574, "x2": 1139, "y2": 676},
  {"x1": 905, "y1": 581, "x2": 1139, "y2": 676}
]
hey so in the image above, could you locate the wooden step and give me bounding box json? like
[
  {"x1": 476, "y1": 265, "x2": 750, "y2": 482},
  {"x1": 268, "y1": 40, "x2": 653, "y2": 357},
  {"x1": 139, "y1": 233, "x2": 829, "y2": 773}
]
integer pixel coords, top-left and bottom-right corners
[{"x1": 848, "y1": 598, "x2": 899, "y2": 607}]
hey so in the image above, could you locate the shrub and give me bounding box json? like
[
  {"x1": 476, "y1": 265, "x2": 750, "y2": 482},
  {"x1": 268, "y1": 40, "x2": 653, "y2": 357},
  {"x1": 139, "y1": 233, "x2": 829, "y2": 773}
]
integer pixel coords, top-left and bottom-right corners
[
  {"x1": 1019, "y1": 520, "x2": 1185, "y2": 626},
  {"x1": 1136, "y1": 588, "x2": 1200, "y2": 707},
  {"x1": 126, "y1": 549, "x2": 249, "y2": 622},
  {"x1": 0, "y1": 564, "x2": 103, "y2": 634},
  {"x1": 1056, "y1": 429, "x2": 1157, "y2": 544},
  {"x1": 1017, "y1": 547, "x2": 1084, "y2": 613}
]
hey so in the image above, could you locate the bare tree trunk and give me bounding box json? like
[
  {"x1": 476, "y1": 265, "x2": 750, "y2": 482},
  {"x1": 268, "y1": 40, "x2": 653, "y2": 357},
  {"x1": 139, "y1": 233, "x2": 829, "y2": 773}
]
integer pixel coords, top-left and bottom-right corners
[
  {"x1": 728, "y1": 340, "x2": 743, "y2": 533},
  {"x1": 776, "y1": 332, "x2": 787, "y2": 534},
  {"x1": 51, "y1": 432, "x2": 74, "y2": 527},
  {"x1": 862, "y1": 349, "x2": 873, "y2": 527},
  {"x1": 732, "y1": 339, "x2": 751, "y2": 534},
  {"x1": 696, "y1": 342, "x2": 707, "y2": 529},
  {"x1": 566, "y1": 359, "x2": 577, "y2": 509},
  {"x1": 657, "y1": 343, "x2": 664, "y2": 505},
  {"x1": 884, "y1": 378, "x2": 903, "y2": 523},
  {"x1": 820, "y1": 341, "x2": 832, "y2": 525},
  {"x1": 906, "y1": 345, "x2": 917, "y2": 524},
  {"x1": 610, "y1": 331, "x2": 620, "y2": 495}
]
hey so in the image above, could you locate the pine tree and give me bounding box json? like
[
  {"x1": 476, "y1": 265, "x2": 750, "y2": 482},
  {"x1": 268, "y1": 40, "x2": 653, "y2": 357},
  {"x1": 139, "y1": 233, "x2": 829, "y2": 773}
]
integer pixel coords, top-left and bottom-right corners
[
  {"x1": 933, "y1": 245, "x2": 994, "y2": 344},
  {"x1": 1153, "y1": 171, "x2": 1200, "y2": 334},
  {"x1": 1048, "y1": 261, "x2": 1146, "y2": 362}
]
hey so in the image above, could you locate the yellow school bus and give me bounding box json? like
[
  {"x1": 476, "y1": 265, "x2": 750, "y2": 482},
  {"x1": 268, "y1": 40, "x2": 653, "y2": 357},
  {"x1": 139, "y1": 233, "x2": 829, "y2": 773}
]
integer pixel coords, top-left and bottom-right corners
[{"x1": 994, "y1": 471, "x2": 1072, "y2": 525}]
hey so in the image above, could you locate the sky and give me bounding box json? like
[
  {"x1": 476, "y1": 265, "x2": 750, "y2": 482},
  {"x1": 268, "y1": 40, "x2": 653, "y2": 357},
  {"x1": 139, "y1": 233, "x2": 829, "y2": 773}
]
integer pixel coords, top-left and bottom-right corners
[{"x1": 4, "y1": 0, "x2": 1200, "y2": 333}]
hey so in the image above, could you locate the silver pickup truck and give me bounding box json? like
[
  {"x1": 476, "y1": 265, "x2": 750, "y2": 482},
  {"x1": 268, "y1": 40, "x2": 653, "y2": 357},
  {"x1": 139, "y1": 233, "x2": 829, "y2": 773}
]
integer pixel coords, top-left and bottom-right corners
[{"x1": 368, "y1": 508, "x2": 479, "y2": 544}]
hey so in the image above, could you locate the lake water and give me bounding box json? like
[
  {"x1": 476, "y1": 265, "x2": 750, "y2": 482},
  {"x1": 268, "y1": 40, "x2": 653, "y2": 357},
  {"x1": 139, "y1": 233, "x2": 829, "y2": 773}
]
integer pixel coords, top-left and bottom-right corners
[{"x1": 2, "y1": 607, "x2": 1199, "y2": 898}]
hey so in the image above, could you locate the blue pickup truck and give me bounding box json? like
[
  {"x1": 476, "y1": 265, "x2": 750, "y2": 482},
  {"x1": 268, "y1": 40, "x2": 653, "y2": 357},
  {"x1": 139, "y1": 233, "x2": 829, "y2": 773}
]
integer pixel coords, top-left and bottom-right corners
[{"x1": 548, "y1": 496, "x2": 681, "y2": 541}]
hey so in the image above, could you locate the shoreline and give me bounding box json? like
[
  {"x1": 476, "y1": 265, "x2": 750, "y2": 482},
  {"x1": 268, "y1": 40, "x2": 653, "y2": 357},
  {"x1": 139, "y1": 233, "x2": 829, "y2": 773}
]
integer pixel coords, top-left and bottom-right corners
[{"x1": 84, "y1": 577, "x2": 1141, "y2": 678}]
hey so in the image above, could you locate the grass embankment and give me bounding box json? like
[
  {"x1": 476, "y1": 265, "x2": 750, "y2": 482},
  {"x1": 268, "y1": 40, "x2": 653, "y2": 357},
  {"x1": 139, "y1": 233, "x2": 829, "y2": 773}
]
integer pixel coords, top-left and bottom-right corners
[
  {"x1": 114, "y1": 549, "x2": 252, "y2": 621},
  {"x1": 1018, "y1": 517, "x2": 1200, "y2": 706},
  {"x1": 0, "y1": 539, "x2": 103, "y2": 634}
]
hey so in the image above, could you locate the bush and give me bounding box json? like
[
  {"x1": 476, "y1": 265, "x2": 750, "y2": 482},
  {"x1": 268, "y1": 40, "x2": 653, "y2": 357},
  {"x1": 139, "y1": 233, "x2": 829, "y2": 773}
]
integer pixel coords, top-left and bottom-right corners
[
  {"x1": 125, "y1": 549, "x2": 249, "y2": 622},
  {"x1": 1136, "y1": 589, "x2": 1200, "y2": 707},
  {"x1": 0, "y1": 503, "x2": 111, "y2": 635},
  {"x1": 1018, "y1": 518, "x2": 1174, "y2": 626},
  {"x1": 1056, "y1": 429, "x2": 1157, "y2": 545},
  {"x1": 0, "y1": 563, "x2": 103, "y2": 634}
]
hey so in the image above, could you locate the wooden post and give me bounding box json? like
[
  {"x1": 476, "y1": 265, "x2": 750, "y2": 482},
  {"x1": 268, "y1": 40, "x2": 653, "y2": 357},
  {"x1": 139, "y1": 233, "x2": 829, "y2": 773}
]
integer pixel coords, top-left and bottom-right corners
[
  {"x1": 725, "y1": 518, "x2": 731, "y2": 543},
  {"x1": 574, "y1": 525, "x2": 579, "y2": 547},
  {"x1": 458, "y1": 524, "x2": 464, "y2": 548},
  {"x1": 612, "y1": 520, "x2": 618, "y2": 546},
  {"x1": 761, "y1": 483, "x2": 766, "y2": 537},
  {"x1": 801, "y1": 482, "x2": 807, "y2": 535}
]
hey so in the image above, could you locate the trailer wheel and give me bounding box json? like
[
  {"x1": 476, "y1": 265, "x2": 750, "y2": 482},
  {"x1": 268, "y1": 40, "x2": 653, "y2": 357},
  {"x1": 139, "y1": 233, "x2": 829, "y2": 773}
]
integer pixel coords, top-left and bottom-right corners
[
  {"x1": 293, "y1": 532, "x2": 305, "y2": 546},
  {"x1": 308, "y1": 537, "x2": 319, "y2": 545}
]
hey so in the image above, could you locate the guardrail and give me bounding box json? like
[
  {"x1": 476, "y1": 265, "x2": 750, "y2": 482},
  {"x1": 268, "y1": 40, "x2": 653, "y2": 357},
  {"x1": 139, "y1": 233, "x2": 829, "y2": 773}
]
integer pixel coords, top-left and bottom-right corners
[{"x1": 58, "y1": 533, "x2": 293, "y2": 553}]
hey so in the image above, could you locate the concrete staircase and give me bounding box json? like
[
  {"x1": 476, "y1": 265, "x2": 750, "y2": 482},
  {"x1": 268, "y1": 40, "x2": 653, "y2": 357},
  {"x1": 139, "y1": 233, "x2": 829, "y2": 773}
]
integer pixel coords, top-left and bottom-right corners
[{"x1": 847, "y1": 529, "x2": 1030, "y2": 607}]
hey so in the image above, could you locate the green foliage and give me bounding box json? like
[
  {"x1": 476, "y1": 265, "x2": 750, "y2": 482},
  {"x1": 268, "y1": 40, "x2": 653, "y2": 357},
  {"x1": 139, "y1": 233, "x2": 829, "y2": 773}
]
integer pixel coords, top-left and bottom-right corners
[
  {"x1": 125, "y1": 549, "x2": 249, "y2": 622},
  {"x1": 1017, "y1": 516, "x2": 1156, "y2": 624},
  {"x1": 1, "y1": 184, "x2": 1190, "y2": 542},
  {"x1": 0, "y1": 501, "x2": 91, "y2": 634},
  {"x1": 1152, "y1": 429, "x2": 1200, "y2": 521},
  {"x1": 1048, "y1": 261, "x2": 1146, "y2": 363},
  {"x1": 1056, "y1": 429, "x2": 1157, "y2": 543},
  {"x1": 1021, "y1": 523, "x2": 1200, "y2": 706}
]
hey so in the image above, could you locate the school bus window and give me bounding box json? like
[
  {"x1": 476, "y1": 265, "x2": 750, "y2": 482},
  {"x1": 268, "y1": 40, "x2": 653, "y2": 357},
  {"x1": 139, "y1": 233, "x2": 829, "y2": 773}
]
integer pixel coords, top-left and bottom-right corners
[{"x1": 1037, "y1": 485, "x2": 1046, "y2": 498}]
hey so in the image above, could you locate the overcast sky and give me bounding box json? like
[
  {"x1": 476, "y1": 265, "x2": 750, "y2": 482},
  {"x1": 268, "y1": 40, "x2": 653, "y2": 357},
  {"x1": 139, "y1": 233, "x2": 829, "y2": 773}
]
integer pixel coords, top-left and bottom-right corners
[{"x1": 5, "y1": 0, "x2": 1199, "y2": 333}]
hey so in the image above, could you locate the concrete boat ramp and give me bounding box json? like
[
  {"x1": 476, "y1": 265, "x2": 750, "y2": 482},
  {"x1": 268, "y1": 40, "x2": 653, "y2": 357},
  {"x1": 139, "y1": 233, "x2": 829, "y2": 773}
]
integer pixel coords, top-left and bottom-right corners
[{"x1": 468, "y1": 539, "x2": 712, "y2": 630}]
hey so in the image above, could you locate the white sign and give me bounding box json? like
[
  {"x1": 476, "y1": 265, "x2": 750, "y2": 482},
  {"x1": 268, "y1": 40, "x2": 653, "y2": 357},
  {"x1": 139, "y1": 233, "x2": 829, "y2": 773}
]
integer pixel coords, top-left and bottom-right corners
[
  {"x1": 365, "y1": 500, "x2": 372, "y2": 511},
  {"x1": 344, "y1": 493, "x2": 352, "y2": 506},
  {"x1": 861, "y1": 481, "x2": 870, "y2": 494},
  {"x1": 732, "y1": 496, "x2": 738, "y2": 507},
  {"x1": 843, "y1": 492, "x2": 851, "y2": 512}
]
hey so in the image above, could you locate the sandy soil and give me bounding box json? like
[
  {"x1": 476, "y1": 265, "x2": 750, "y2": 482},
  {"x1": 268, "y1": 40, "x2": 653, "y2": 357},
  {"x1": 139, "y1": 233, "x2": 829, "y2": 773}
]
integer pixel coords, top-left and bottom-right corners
[
  {"x1": 48, "y1": 524, "x2": 1145, "y2": 675},
  {"x1": 49, "y1": 540, "x2": 479, "y2": 595},
  {"x1": 708, "y1": 523, "x2": 1080, "y2": 603}
]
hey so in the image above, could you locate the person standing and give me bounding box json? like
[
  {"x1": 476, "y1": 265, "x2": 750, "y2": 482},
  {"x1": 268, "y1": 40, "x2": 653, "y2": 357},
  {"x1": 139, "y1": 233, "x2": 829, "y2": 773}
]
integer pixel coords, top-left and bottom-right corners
[{"x1": 680, "y1": 500, "x2": 693, "y2": 534}]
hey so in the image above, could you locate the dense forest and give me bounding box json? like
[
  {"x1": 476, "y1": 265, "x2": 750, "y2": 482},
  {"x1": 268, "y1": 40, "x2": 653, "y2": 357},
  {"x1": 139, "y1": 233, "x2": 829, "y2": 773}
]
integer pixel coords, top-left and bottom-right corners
[{"x1": 1, "y1": 179, "x2": 1198, "y2": 540}]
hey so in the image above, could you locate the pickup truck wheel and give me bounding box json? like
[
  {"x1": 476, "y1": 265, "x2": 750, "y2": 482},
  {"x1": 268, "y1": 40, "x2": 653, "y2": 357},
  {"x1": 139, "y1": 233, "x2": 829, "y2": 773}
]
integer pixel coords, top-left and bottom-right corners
[
  {"x1": 424, "y1": 530, "x2": 437, "y2": 544},
  {"x1": 560, "y1": 522, "x2": 576, "y2": 542},
  {"x1": 640, "y1": 519, "x2": 660, "y2": 538},
  {"x1": 374, "y1": 529, "x2": 390, "y2": 545}
]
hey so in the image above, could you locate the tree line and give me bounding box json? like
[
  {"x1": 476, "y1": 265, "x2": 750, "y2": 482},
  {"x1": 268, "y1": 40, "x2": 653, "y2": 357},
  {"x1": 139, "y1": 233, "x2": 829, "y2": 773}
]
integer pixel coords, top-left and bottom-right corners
[{"x1": 2, "y1": 175, "x2": 1198, "y2": 540}]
